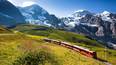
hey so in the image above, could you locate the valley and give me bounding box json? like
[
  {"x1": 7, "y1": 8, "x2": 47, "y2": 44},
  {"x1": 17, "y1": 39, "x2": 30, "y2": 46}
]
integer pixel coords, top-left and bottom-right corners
[
  {"x1": 0, "y1": 26, "x2": 106, "y2": 65},
  {"x1": 0, "y1": 0, "x2": 116, "y2": 65},
  {"x1": 10, "y1": 24, "x2": 116, "y2": 65}
]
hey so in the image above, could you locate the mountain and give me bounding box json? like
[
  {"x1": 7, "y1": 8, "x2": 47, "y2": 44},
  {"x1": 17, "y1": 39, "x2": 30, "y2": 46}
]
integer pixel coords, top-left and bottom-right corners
[
  {"x1": 72, "y1": 10, "x2": 93, "y2": 19},
  {"x1": 18, "y1": 4, "x2": 61, "y2": 27},
  {"x1": 0, "y1": 0, "x2": 25, "y2": 26},
  {"x1": 0, "y1": 12, "x2": 16, "y2": 26},
  {"x1": 97, "y1": 11, "x2": 116, "y2": 22},
  {"x1": 18, "y1": 5, "x2": 116, "y2": 49},
  {"x1": 61, "y1": 10, "x2": 116, "y2": 49}
]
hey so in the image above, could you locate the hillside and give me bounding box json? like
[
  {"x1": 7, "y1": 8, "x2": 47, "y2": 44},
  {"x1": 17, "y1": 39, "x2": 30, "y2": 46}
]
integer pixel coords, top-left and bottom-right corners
[
  {"x1": 12, "y1": 24, "x2": 116, "y2": 65},
  {"x1": 0, "y1": 26, "x2": 105, "y2": 65},
  {"x1": 0, "y1": 26, "x2": 11, "y2": 33},
  {"x1": 12, "y1": 24, "x2": 105, "y2": 47}
]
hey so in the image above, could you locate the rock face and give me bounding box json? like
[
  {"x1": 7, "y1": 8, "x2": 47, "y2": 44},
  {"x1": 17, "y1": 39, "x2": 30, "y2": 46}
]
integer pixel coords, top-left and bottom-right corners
[
  {"x1": 110, "y1": 22, "x2": 116, "y2": 36},
  {"x1": 95, "y1": 26, "x2": 104, "y2": 36},
  {"x1": 18, "y1": 4, "x2": 61, "y2": 27},
  {"x1": 0, "y1": 0, "x2": 25, "y2": 26},
  {"x1": 61, "y1": 10, "x2": 116, "y2": 45}
]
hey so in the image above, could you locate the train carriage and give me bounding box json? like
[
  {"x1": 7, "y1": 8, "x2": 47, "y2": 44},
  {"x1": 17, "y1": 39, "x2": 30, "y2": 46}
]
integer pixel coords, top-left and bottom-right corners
[{"x1": 43, "y1": 38, "x2": 97, "y2": 58}]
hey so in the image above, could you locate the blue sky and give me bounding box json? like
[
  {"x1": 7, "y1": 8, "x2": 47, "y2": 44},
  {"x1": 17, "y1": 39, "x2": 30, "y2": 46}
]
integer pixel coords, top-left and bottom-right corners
[{"x1": 8, "y1": 0, "x2": 116, "y2": 17}]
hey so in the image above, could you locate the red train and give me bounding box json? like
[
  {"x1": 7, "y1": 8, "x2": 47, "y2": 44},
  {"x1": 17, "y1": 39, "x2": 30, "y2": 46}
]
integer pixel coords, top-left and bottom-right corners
[{"x1": 43, "y1": 38, "x2": 97, "y2": 58}]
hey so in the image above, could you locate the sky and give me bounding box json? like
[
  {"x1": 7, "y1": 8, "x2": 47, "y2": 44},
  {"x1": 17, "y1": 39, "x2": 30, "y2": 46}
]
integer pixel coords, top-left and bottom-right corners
[{"x1": 8, "y1": 0, "x2": 116, "y2": 17}]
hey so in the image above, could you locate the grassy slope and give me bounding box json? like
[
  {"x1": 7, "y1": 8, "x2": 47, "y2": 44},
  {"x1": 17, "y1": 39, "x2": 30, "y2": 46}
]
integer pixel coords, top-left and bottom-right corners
[
  {"x1": 12, "y1": 24, "x2": 116, "y2": 65},
  {"x1": 0, "y1": 26, "x2": 104, "y2": 65},
  {"x1": 0, "y1": 26, "x2": 11, "y2": 33}
]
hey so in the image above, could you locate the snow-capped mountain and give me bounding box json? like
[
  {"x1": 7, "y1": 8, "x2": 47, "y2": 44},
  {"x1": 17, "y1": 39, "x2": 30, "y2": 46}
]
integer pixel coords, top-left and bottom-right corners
[
  {"x1": 19, "y1": 4, "x2": 48, "y2": 21},
  {"x1": 100, "y1": 11, "x2": 111, "y2": 22},
  {"x1": 96, "y1": 11, "x2": 116, "y2": 22},
  {"x1": 72, "y1": 10, "x2": 93, "y2": 19},
  {"x1": 61, "y1": 10, "x2": 94, "y2": 28},
  {"x1": 0, "y1": 0, "x2": 25, "y2": 26},
  {"x1": 18, "y1": 4, "x2": 61, "y2": 27},
  {"x1": 62, "y1": 10, "x2": 98, "y2": 28},
  {"x1": 61, "y1": 10, "x2": 116, "y2": 47},
  {"x1": 18, "y1": 6, "x2": 116, "y2": 46}
]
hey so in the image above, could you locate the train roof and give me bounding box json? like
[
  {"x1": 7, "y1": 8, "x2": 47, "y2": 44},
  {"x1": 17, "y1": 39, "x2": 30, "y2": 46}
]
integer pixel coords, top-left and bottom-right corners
[
  {"x1": 73, "y1": 45, "x2": 94, "y2": 53},
  {"x1": 44, "y1": 38, "x2": 95, "y2": 53}
]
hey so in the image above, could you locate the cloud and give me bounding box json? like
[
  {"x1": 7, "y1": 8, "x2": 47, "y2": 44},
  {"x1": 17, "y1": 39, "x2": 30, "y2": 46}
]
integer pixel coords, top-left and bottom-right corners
[{"x1": 8, "y1": 0, "x2": 37, "y2": 7}]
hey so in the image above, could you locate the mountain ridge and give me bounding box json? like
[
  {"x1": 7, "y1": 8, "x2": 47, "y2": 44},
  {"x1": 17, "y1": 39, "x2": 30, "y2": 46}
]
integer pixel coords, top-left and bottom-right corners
[
  {"x1": 18, "y1": 4, "x2": 61, "y2": 27},
  {"x1": 17, "y1": 4, "x2": 116, "y2": 49},
  {"x1": 0, "y1": 0, "x2": 25, "y2": 26},
  {"x1": 61, "y1": 10, "x2": 116, "y2": 46}
]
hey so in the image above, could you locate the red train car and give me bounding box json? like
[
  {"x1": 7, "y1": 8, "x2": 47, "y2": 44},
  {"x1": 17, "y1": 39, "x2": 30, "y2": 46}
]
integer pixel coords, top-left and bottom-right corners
[
  {"x1": 72, "y1": 45, "x2": 97, "y2": 58},
  {"x1": 43, "y1": 38, "x2": 97, "y2": 58}
]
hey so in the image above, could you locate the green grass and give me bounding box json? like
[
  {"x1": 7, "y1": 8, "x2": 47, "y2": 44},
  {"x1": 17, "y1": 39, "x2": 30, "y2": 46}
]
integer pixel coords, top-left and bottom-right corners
[
  {"x1": 0, "y1": 31, "x2": 105, "y2": 65},
  {"x1": 0, "y1": 26, "x2": 104, "y2": 65},
  {"x1": 13, "y1": 24, "x2": 103, "y2": 47},
  {"x1": 12, "y1": 24, "x2": 116, "y2": 65}
]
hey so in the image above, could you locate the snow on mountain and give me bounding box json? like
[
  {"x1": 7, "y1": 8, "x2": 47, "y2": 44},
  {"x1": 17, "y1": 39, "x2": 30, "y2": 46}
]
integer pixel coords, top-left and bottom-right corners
[
  {"x1": 17, "y1": 3, "x2": 116, "y2": 45},
  {"x1": 19, "y1": 4, "x2": 48, "y2": 22},
  {"x1": 101, "y1": 11, "x2": 111, "y2": 16},
  {"x1": 62, "y1": 10, "x2": 116, "y2": 29},
  {"x1": 72, "y1": 10, "x2": 93, "y2": 19},
  {"x1": 62, "y1": 10, "x2": 97, "y2": 28},
  {"x1": 97, "y1": 11, "x2": 113, "y2": 22},
  {"x1": 80, "y1": 23, "x2": 99, "y2": 27},
  {"x1": 62, "y1": 17, "x2": 79, "y2": 28},
  {"x1": 19, "y1": 4, "x2": 61, "y2": 27},
  {"x1": 61, "y1": 10, "x2": 116, "y2": 45},
  {"x1": 19, "y1": 4, "x2": 50, "y2": 26}
]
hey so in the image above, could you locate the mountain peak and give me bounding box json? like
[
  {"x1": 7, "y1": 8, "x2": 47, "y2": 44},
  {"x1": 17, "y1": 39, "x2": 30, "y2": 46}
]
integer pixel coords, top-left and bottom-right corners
[
  {"x1": 24, "y1": 4, "x2": 41, "y2": 9},
  {"x1": 98, "y1": 11, "x2": 113, "y2": 22},
  {"x1": 22, "y1": 4, "x2": 48, "y2": 15},
  {"x1": 101, "y1": 11, "x2": 111, "y2": 16},
  {"x1": 74, "y1": 10, "x2": 89, "y2": 13},
  {"x1": 71, "y1": 10, "x2": 92, "y2": 19},
  {"x1": 29, "y1": 4, "x2": 40, "y2": 8}
]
